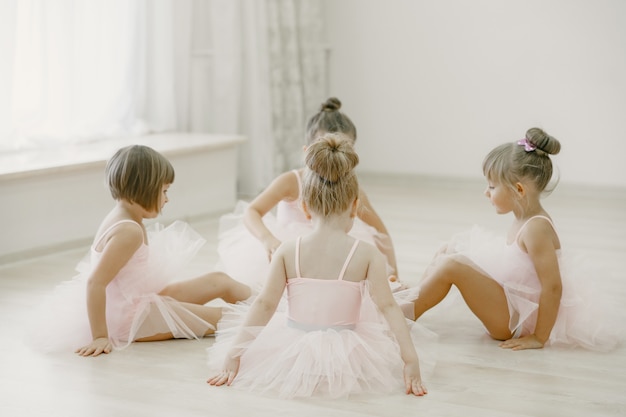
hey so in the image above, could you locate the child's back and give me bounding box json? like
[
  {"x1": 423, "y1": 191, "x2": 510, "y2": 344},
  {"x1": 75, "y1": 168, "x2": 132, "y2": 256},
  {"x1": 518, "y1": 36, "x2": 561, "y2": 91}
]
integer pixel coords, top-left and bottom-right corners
[{"x1": 207, "y1": 134, "x2": 436, "y2": 398}]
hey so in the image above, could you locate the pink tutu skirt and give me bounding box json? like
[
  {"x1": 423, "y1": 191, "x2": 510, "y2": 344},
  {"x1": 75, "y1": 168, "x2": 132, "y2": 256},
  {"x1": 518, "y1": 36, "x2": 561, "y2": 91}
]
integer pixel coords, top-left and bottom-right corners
[
  {"x1": 430, "y1": 225, "x2": 622, "y2": 351},
  {"x1": 29, "y1": 221, "x2": 214, "y2": 352},
  {"x1": 206, "y1": 290, "x2": 438, "y2": 399}
]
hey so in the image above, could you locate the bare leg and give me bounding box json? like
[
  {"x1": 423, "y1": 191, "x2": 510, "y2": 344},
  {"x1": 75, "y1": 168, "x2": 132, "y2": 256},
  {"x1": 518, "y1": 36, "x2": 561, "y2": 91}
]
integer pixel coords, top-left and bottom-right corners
[
  {"x1": 135, "y1": 303, "x2": 223, "y2": 342},
  {"x1": 134, "y1": 273, "x2": 246, "y2": 343},
  {"x1": 179, "y1": 303, "x2": 223, "y2": 333},
  {"x1": 159, "y1": 272, "x2": 251, "y2": 304},
  {"x1": 413, "y1": 257, "x2": 513, "y2": 340},
  {"x1": 135, "y1": 332, "x2": 174, "y2": 342}
]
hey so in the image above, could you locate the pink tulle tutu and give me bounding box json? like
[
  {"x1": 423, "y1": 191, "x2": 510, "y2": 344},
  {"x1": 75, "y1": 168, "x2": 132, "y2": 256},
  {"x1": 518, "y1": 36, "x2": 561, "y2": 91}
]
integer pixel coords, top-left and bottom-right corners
[
  {"x1": 421, "y1": 220, "x2": 622, "y2": 351},
  {"x1": 207, "y1": 244, "x2": 438, "y2": 399},
  {"x1": 29, "y1": 220, "x2": 215, "y2": 352}
]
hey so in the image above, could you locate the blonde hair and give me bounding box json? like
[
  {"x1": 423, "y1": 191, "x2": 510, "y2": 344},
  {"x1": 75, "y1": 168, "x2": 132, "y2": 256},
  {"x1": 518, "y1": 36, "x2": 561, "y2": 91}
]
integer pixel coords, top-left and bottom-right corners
[
  {"x1": 105, "y1": 145, "x2": 175, "y2": 212},
  {"x1": 302, "y1": 133, "x2": 359, "y2": 216},
  {"x1": 305, "y1": 97, "x2": 357, "y2": 145},
  {"x1": 482, "y1": 127, "x2": 561, "y2": 194}
]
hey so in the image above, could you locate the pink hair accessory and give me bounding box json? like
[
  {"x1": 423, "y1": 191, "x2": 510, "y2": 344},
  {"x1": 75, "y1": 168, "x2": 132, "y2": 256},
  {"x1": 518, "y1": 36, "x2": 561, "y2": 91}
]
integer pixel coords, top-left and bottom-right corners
[{"x1": 517, "y1": 138, "x2": 536, "y2": 152}]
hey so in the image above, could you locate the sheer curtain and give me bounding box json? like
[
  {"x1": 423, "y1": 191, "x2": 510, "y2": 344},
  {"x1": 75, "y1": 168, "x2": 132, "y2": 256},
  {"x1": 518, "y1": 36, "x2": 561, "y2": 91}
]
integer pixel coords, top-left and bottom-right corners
[
  {"x1": 3, "y1": 0, "x2": 191, "y2": 151},
  {"x1": 1, "y1": 0, "x2": 327, "y2": 197},
  {"x1": 208, "y1": 0, "x2": 327, "y2": 196}
]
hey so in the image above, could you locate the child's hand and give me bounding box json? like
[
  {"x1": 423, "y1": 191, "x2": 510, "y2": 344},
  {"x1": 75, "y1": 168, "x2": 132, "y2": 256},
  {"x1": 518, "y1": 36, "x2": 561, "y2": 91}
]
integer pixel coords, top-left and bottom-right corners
[
  {"x1": 388, "y1": 275, "x2": 408, "y2": 292},
  {"x1": 403, "y1": 362, "x2": 427, "y2": 396},
  {"x1": 499, "y1": 334, "x2": 545, "y2": 351},
  {"x1": 207, "y1": 356, "x2": 241, "y2": 386},
  {"x1": 75, "y1": 337, "x2": 112, "y2": 357}
]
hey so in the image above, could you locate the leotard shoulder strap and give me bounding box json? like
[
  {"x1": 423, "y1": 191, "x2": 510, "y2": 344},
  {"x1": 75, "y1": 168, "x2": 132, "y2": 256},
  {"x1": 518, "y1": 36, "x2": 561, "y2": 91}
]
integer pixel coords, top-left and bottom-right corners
[
  {"x1": 93, "y1": 220, "x2": 144, "y2": 249},
  {"x1": 337, "y1": 240, "x2": 360, "y2": 281},
  {"x1": 295, "y1": 237, "x2": 360, "y2": 281},
  {"x1": 514, "y1": 215, "x2": 557, "y2": 242}
]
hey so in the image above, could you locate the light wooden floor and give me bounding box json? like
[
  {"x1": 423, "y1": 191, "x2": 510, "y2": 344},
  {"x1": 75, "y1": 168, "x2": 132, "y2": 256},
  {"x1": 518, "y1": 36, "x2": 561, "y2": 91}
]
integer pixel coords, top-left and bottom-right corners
[{"x1": 1, "y1": 174, "x2": 625, "y2": 417}]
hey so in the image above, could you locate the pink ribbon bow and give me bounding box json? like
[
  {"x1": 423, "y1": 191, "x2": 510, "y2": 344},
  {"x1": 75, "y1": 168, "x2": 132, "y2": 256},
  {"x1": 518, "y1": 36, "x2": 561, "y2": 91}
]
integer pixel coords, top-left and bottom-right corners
[{"x1": 517, "y1": 138, "x2": 536, "y2": 152}]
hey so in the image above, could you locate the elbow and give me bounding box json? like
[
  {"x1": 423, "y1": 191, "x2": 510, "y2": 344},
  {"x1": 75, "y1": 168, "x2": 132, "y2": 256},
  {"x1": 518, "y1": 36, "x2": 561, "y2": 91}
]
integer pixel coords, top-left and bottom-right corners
[
  {"x1": 376, "y1": 298, "x2": 399, "y2": 316},
  {"x1": 86, "y1": 278, "x2": 98, "y2": 291},
  {"x1": 86, "y1": 277, "x2": 108, "y2": 294},
  {"x1": 244, "y1": 205, "x2": 261, "y2": 218},
  {"x1": 254, "y1": 296, "x2": 279, "y2": 316},
  {"x1": 242, "y1": 207, "x2": 260, "y2": 228},
  {"x1": 546, "y1": 281, "x2": 562, "y2": 302},
  {"x1": 242, "y1": 207, "x2": 252, "y2": 223}
]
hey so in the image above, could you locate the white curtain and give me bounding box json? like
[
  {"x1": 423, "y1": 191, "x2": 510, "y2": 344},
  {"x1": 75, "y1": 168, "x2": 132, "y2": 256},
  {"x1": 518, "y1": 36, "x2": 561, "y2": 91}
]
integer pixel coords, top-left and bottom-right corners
[
  {"x1": 3, "y1": 0, "x2": 192, "y2": 151},
  {"x1": 267, "y1": 0, "x2": 327, "y2": 175},
  {"x1": 208, "y1": 0, "x2": 327, "y2": 196},
  {"x1": 1, "y1": 0, "x2": 327, "y2": 198}
]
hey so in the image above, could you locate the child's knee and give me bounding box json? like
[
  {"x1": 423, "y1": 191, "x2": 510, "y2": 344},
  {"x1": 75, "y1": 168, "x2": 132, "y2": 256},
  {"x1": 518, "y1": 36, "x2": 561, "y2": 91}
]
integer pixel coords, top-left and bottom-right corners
[
  {"x1": 212, "y1": 271, "x2": 250, "y2": 301},
  {"x1": 209, "y1": 271, "x2": 231, "y2": 285},
  {"x1": 489, "y1": 329, "x2": 513, "y2": 341},
  {"x1": 426, "y1": 257, "x2": 462, "y2": 283},
  {"x1": 159, "y1": 282, "x2": 182, "y2": 298},
  {"x1": 440, "y1": 256, "x2": 478, "y2": 283}
]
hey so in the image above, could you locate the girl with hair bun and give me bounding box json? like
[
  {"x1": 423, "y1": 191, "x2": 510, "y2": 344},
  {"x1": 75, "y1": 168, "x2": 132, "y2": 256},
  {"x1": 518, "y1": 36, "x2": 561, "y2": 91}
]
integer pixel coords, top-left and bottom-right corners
[
  {"x1": 207, "y1": 134, "x2": 436, "y2": 398},
  {"x1": 216, "y1": 97, "x2": 403, "y2": 293},
  {"x1": 406, "y1": 128, "x2": 621, "y2": 351}
]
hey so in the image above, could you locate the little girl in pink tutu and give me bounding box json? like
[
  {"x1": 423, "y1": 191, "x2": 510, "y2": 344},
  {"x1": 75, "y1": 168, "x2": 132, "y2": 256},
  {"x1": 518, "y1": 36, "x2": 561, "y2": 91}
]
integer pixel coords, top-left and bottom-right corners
[
  {"x1": 216, "y1": 97, "x2": 403, "y2": 293},
  {"x1": 33, "y1": 145, "x2": 250, "y2": 356},
  {"x1": 406, "y1": 128, "x2": 621, "y2": 351},
  {"x1": 207, "y1": 134, "x2": 436, "y2": 398}
]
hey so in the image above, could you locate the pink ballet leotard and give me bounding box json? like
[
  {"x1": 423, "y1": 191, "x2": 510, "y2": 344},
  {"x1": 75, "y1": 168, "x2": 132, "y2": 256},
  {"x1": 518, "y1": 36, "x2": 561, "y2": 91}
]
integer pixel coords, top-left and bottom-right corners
[
  {"x1": 32, "y1": 220, "x2": 214, "y2": 352},
  {"x1": 207, "y1": 237, "x2": 438, "y2": 399}
]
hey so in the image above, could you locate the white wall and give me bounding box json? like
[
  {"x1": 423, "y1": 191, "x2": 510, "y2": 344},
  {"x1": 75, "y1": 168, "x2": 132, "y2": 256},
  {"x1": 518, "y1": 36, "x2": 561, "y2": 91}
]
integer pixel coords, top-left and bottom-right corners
[{"x1": 324, "y1": 0, "x2": 626, "y2": 188}]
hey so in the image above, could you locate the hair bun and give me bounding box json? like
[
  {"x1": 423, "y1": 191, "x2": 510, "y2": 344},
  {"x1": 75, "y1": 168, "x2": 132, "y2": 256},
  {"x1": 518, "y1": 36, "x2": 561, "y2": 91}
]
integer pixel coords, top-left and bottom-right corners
[
  {"x1": 305, "y1": 133, "x2": 358, "y2": 182},
  {"x1": 320, "y1": 97, "x2": 342, "y2": 112},
  {"x1": 525, "y1": 127, "x2": 561, "y2": 155}
]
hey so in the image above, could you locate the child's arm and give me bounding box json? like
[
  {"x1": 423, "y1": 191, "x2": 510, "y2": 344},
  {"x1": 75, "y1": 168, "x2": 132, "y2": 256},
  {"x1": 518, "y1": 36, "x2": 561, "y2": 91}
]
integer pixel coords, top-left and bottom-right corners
[
  {"x1": 356, "y1": 189, "x2": 399, "y2": 278},
  {"x1": 75, "y1": 224, "x2": 143, "y2": 357},
  {"x1": 243, "y1": 172, "x2": 300, "y2": 260},
  {"x1": 500, "y1": 220, "x2": 562, "y2": 350},
  {"x1": 367, "y1": 251, "x2": 426, "y2": 396},
  {"x1": 207, "y1": 246, "x2": 288, "y2": 386}
]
